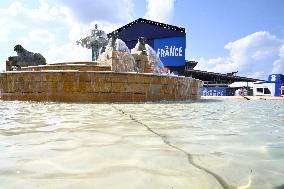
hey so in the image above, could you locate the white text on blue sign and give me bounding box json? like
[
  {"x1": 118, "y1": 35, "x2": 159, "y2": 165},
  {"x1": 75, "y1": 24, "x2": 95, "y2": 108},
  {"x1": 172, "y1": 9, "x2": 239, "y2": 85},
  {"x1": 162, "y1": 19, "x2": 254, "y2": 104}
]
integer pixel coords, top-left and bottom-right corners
[{"x1": 157, "y1": 46, "x2": 183, "y2": 58}]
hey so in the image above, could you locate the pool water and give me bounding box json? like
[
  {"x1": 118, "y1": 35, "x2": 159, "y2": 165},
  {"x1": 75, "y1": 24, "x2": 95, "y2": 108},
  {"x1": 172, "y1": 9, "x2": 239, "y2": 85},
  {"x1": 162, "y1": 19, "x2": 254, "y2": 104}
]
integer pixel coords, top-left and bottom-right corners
[{"x1": 0, "y1": 99, "x2": 283, "y2": 189}]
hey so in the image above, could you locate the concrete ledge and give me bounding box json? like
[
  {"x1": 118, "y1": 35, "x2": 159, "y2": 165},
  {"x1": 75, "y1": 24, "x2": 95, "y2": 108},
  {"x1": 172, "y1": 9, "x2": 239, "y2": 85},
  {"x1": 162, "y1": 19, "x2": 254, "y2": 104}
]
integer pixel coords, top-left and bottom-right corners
[
  {"x1": 20, "y1": 64, "x2": 111, "y2": 72},
  {"x1": 49, "y1": 61, "x2": 98, "y2": 65},
  {"x1": 201, "y1": 96, "x2": 284, "y2": 100},
  {"x1": 0, "y1": 71, "x2": 202, "y2": 102}
]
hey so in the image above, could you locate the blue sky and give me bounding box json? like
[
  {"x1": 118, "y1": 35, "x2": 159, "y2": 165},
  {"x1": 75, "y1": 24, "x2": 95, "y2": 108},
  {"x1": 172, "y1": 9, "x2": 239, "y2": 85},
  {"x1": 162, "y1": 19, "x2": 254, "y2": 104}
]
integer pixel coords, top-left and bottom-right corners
[
  {"x1": 0, "y1": 0, "x2": 284, "y2": 79},
  {"x1": 175, "y1": 0, "x2": 284, "y2": 58}
]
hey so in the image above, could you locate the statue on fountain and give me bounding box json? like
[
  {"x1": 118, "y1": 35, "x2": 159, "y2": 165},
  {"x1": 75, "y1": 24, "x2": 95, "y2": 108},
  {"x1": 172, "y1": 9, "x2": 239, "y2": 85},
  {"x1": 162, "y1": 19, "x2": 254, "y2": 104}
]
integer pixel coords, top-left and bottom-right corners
[
  {"x1": 108, "y1": 31, "x2": 119, "y2": 49},
  {"x1": 137, "y1": 37, "x2": 147, "y2": 55},
  {"x1": 7, "y1": 44, "x2": 46, "y2": 71},
  {"x1": 76, "y1": 24, "x2": 108, "y2": 61}
]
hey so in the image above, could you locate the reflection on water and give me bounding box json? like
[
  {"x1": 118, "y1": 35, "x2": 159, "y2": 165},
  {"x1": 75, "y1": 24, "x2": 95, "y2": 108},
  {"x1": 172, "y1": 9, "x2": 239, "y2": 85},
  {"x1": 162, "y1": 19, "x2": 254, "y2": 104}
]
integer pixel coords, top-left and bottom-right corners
[{"x1": 0, "y1": 99, "x2": 283, "y2": 189}]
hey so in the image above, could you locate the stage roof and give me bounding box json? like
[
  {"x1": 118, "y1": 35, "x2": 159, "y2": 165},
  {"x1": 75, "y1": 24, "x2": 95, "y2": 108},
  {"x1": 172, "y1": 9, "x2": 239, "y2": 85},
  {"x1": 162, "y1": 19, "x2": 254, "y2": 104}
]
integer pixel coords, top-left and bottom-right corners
[
  {"x1": 108, "y1": 18, "x2": 186, "y2": 42},
  {"x1": 185, "y1": 69, "x2": 263, "y2": 83}
]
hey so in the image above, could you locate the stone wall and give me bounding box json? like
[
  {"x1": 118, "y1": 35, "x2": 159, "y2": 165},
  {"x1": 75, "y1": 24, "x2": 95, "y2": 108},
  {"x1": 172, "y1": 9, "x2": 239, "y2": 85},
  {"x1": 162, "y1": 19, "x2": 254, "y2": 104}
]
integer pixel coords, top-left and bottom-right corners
[
  {"x1": 0, "y1": 71, "x2": 202, "y2": 102},
  {"x1": 98, "y1": 51, "x2": 152, "y2": 73},
  {"x1": 1, "y1": 53, "x2": 202, "y2": 102},
  {"x1": 131, "y1": 54, "x2": 153, "y2": 73},
  {"x1": 51, "y1": 61, "x2": 98, "y2": 65},
  {"x1": 20, "y1": 64, "x2": 111, "y2": 72},
  {"x1": 6, "y1": 61, "x2": 99, "y2": 71}
]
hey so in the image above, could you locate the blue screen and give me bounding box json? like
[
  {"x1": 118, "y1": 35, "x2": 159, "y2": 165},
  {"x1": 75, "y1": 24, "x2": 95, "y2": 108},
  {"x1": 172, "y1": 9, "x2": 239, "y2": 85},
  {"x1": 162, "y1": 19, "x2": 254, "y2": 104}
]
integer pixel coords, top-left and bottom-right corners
[
  {"x1": 202, "y1": 88, "x2": 228, "y2": 96},
  {"x1": 154, "y1": 37, "x2": 186, "y2": 67}
]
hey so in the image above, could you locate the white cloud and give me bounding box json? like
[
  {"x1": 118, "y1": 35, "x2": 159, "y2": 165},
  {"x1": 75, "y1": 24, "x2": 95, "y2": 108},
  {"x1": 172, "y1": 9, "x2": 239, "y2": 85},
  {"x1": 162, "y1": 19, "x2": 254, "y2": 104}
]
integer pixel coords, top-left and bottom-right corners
[
  {"x1": 0, "y1": 0, "x2": 135, "y2": 71},
  {"x1": 144, "y1": 0, "x2": 176, "y2": 23},
  {"x1": 272, "y1": 44, "x2": 284, "y2": 74},
  {"x1": 54, "y1": 0, "x2": 134, "y2": 24},
  {"x1": 45, "y1": 43, "x2": 91, "y2": 63},
  {"x1": 28, "y1": 29, "x2": 56, "y2": 45},
  {"x1": 195, "y1": 31, "x2": 284, "y2": 79},
  {"x1": 0, "y1": 1, "x2": 66, "y2": 31}
]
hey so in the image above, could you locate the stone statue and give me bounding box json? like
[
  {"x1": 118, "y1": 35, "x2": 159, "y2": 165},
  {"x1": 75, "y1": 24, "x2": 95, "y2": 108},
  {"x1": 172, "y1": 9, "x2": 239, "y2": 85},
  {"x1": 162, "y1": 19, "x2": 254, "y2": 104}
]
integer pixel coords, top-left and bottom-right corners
[
  {"x1": 7, "y1": 45, "x2": 46, "y2": 70},
  {"x1": 108, "y1": 31, "x2": 119, "y2": 49},
  {"x1": 76, "y1": 24, "x2": 108, "y2": 61},
  {"x1": 137, "y1": 37, "x2": 147, "y2": 55}
]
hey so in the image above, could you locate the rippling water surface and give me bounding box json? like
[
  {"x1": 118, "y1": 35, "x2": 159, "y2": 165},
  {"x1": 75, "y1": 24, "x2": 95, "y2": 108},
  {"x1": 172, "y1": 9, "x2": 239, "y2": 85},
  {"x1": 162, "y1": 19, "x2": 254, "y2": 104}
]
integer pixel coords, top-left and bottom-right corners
[{"x1": 0, "y1": 99, "x2": 284, "y2": 189}]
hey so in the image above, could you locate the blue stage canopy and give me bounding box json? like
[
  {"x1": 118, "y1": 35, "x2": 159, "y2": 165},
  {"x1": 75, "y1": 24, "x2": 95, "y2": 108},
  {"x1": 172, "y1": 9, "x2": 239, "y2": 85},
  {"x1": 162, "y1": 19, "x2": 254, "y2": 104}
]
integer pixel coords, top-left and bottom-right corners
[{"x1": 108, "y1": 18, "x2": 187, "y2": 68}]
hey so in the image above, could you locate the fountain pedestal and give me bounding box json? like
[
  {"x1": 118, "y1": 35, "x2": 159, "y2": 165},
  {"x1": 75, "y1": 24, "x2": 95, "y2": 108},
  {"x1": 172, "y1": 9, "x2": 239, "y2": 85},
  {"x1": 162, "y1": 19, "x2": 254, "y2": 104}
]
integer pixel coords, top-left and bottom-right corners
[
  {"x1": 132, "y1": 54, "x2": 153, "y2": 73},
  {"x1": 0, "y1": 53, "x2": 202, "y2": 102}
]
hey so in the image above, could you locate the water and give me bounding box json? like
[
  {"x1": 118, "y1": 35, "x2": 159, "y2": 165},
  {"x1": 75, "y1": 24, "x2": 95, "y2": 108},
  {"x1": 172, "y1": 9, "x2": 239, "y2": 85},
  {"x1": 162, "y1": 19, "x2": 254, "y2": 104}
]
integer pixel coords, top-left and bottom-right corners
[
  {"x1": 97, "y1": 39, "x2": 137, "y2": 72},
  {"x1": 98, "y1": 38, "x2": 167, "y2": 74},
  {"x1": 132, "y1": 42, "x2": 166, "y2": 74},
  {"x1": 0, "y1": 99, "x2": 283, "y2": 189}
]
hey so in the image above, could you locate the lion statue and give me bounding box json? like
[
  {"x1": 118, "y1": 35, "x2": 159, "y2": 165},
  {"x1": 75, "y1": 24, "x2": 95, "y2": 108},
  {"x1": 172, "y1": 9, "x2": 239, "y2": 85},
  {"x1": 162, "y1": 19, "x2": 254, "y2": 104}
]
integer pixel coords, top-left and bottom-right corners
[
  {"x1": 108, "y1": 31, "x2": 119, "y2": 49},
  {"x1": 7, "y1": 44, "x2": 46, "y2": 70},
  {"x1": 137, "y1": 37, "x2": 147, "y2": 55}
]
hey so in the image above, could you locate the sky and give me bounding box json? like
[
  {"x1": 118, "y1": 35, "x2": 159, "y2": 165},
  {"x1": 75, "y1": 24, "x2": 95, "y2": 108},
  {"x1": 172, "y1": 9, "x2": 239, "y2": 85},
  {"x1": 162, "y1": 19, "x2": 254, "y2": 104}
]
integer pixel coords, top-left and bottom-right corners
[{"x1": 0, "y1": 0, "x2": 284, "y2": 79}]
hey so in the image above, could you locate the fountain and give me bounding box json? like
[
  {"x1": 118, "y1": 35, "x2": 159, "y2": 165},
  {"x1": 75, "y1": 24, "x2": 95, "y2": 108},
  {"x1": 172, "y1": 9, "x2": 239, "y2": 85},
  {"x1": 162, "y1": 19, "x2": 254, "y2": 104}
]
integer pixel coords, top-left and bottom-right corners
[
  {"x1": 97, "y1": 33, "x2": 137, "y2": 73},
  {"x1": 131, "y1": 37, "x2": 166, "y2": 74},
  {"x1": 0, "y1": 26, "x2": 202, "y2": 102}
]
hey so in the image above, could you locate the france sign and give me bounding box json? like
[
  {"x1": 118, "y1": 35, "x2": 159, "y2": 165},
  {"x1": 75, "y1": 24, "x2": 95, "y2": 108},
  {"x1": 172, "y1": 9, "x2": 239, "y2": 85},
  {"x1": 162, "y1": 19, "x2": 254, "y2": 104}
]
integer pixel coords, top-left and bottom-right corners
[{"x1": 154, "y1": 36, "x2": 186, "y2": 67}]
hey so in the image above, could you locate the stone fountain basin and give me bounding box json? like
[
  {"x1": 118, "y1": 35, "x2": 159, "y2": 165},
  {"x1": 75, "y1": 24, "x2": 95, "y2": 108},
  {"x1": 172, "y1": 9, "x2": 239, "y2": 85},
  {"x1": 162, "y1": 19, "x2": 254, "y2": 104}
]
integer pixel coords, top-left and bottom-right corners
[{"x1": 0, "y1": 70, "x2": 202, "y2": 102}]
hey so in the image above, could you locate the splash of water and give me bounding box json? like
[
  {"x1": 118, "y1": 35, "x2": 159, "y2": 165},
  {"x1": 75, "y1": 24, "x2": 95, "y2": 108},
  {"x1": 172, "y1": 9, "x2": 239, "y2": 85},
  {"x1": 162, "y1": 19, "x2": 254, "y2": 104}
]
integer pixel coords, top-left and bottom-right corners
[
  {"x1": 131, "y1": 42, "x2": 167, "y2": 74},
  {"x1": 97, "y1": 39, "x2": 137, "y2": 72},
  {"x1": 98, "y1": 38, "x2": 170, "y2": 74},
  {"x1": 115, "y1": 39, "x2": 130, "y2": 53},
  {"x1": 145, "y1": 44, "x2": 167, "y2": 74}
]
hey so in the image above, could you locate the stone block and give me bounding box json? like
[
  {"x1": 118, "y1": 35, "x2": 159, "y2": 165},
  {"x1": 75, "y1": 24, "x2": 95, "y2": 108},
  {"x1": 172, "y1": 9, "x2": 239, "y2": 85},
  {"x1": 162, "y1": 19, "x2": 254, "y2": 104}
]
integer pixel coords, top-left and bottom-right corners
[
  {"x1": 26, "y1": 73, "x2": 38, "y2": 81},
  {"x1": 111, "y1": 93, "x2": 133, "y2": 102},
  {"x1": 62, "y1": 73, "x2": 77, "y2": 82},
  {"x1": 44, "y1": 73, "x2": 61, "y2": 81},
  {"x1": 93, "y1": 72, "x2": 105, "y2": 80},
  {"x1": 46, "y1": 82, "x2": 58, "y2": 92},
  {"x1": 63, "y1": 81, "x2": 76, "y2": 92},
  {"x1": 0, "y1": 69, "x2": 202, "y2": 102},
  {"x1": 127, "y1": 83, "x2": 147, "y2": 94},
  {"x1": 160, "y1": 84, "x2": 171, "y2": 94},
  {"x1": 111, "y1": 83, "x2": 127, "y2": 93},
  {"x1": 92, "y1": 82, "x2": 112, "y2": 93},
  {"x1": 132, "y1": 93, "x2": 147, "y2": 102},
  {"x1": 79, "y1": 73, "x2": 92, "y2": 82},
  {"x1": 78, "y1": 82, "x2": 92, "y2": 93}
]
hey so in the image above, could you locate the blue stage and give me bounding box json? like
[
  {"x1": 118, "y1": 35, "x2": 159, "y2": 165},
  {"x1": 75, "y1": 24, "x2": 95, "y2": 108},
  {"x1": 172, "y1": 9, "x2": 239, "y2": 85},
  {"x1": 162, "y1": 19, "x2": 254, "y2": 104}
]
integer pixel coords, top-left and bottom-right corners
[{"x1": 109, "y1": 18, "x2": 186, "y2": 74}]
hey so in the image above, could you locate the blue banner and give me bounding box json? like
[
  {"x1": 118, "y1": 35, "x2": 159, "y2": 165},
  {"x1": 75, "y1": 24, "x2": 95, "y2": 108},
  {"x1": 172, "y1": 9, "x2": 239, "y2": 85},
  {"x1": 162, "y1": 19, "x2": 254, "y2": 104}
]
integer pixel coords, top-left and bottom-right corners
[
  {"x1": 154, "y1": 37, "x2": 186, "y2": 67},
  {"x1": 202, "y1": 88, "x2": 228, "y2": 96},
  {"x1": 268, "y1": 74, "x2": 282, "y2": 83}
]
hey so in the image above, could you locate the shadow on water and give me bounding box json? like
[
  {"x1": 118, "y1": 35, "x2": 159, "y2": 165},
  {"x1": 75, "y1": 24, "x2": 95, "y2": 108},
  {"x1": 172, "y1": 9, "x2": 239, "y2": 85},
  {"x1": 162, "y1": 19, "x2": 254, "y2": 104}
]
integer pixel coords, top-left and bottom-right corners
[
  {"x1": 275, "y1": 184, "x2": 284, "y2": 189},
  {"x1": 111, "y1": 105, "x2": 252, "y2": 189},
  {"x1": 110, "y1": 99, "x2": 224, "y2": 105}
]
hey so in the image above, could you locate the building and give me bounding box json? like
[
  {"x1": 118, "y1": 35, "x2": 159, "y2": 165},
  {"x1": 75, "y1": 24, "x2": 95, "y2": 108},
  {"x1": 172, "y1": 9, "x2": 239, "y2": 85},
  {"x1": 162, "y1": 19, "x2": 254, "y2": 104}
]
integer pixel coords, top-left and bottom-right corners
[
  {"x1": 184, "y1": 61, "x2": 262, "y2": 96},
  {"x1": 110, "y1": 18, "x2": 262, "y2": 96},
  {"x1": 253, "y1": 74, "x2": 284, "y2": 97},
  {"x1": 108, "y1": 18, "x2": 186, "y2": 74}
]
